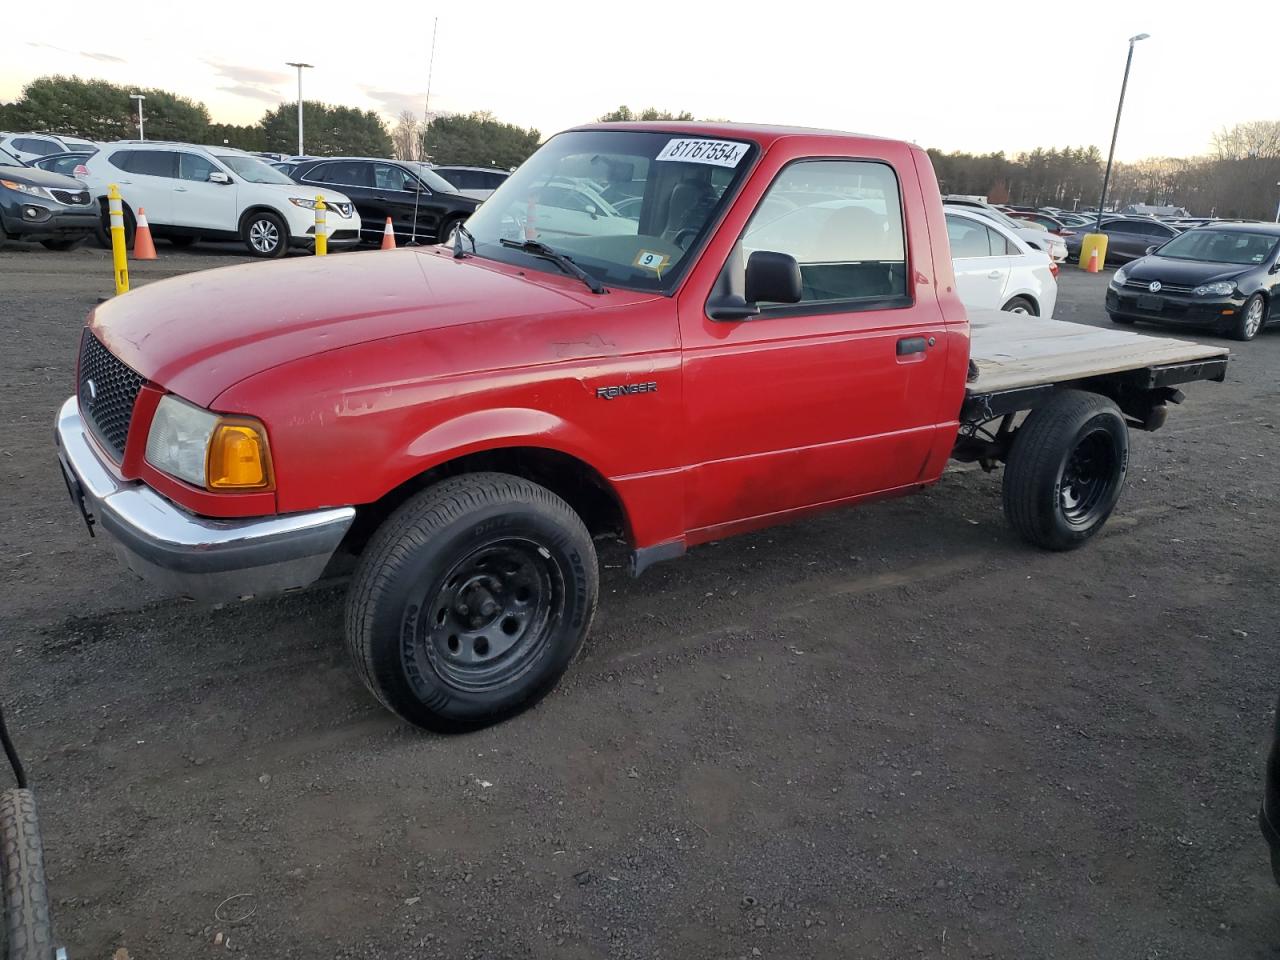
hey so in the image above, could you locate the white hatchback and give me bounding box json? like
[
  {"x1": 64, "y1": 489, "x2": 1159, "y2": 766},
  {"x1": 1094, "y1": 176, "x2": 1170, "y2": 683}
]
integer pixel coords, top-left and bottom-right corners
[
  {"x1": 946, "y1": 207, "x2": 1058, "y2": 317},
  {"x1": 79, "y1": 143, "x2": 361, "y2": 257}
]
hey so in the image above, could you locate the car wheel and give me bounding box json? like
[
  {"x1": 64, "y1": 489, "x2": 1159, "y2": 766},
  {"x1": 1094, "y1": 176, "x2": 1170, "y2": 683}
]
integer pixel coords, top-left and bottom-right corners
[
  {"x1": 242, "y1": 211, "x2": 288, "y2": 258},
  {"x1": 168, "y1": 236, "x2": 197, "y2": 249},
  {"x1": 40, "y1": 238, "x2": 83, "y2": 251},
  {"x1": 1231, "y1": 293, "x2": 1266, "y2": 342},
  {"x1": 0, "y1": 217, "x2": 7, "y2": 251},
  {"x1": 1001, "y1": 296, "x2": 1037, "y2": 316},
  {"x1": 1002, "y1": 390, "x2": 1128, "y2": 551},
  {"x1": 437, "y1": 215, "x2": 464, "y2": 245},
  {"x1": 346, "y1": 472, "x2": 599, "y2": 732},
  {"x1": 1107, "y1": 312, "x2": 1136, "y2": 326},
  {"x1": 96, "y1": 200, "x2": 135, "y2": 250}
]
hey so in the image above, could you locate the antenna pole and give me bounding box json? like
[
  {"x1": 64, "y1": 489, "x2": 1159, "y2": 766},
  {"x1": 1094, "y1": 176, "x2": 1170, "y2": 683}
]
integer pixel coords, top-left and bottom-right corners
[{"x1": 407, "y1": 17, "x2": 439, "y2": 246}]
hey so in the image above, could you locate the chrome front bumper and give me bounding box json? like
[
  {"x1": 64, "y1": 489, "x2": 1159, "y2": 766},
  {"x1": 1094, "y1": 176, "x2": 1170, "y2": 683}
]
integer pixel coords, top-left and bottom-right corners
[{"x1": 54, "y1": 397, "x2": 355, "y2": 601}]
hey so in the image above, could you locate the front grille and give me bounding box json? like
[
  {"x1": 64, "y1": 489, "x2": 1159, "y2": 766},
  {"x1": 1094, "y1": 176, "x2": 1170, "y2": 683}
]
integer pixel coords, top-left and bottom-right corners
[
  {"x1": 51, "y1": 189, "x2": 91, "y2": 206},
  {"x1": 78, "y1": 332, "x2": 145, "y2": 460},
  {"x1": 1124, "y1": 278, "x2": 1195, "y2": 294}
]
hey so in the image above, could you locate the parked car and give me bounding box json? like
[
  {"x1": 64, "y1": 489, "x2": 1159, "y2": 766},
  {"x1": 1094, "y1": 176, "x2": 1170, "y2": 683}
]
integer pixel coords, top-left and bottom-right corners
[
  {"x1": 1105, "y1": 223, "x2": 1280, "y2": 341},
  {"x1": 289, "y1": 157, "x2": 479, "y2": 244},
  {"x1": 945, "y1": 207, "x2": 1058, "y2": 316},
  {"x1": 1065, "y1": 216, "x2": 1180, "y2": 264},
  {"x1": 429, "y1": 165, "x2": 511, "y2": 201},
  {"x1": 1010, "y1": 211, "x2": 1076, "y2": 237},
  {"x1": 31, "y1": 150, "x2": 95, "y2": 177},
  {"x1": 0, "y1": 143, "x2": 99, "y2": 250},
  {"x1": 270, "y1": 156, "x2": 320, "y2": 178},
  {"x1": 0, "y1": 131, "x2": 96, "y2": 163},
  {"x1": 79, "y1": 142, "x2": 361, "y2": 257},
  {"x1": 53, "y1": 121, "x2": 1228, "y2": 732},
  {"x1": 944, "y1": 202, "x2": 1067, "y2": 262}
]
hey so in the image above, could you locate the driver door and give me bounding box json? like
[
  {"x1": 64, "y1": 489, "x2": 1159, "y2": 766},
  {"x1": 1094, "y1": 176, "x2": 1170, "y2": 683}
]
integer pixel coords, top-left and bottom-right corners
[{"x1": 172, "y1": 151, "x2": 235, "y2": 230}]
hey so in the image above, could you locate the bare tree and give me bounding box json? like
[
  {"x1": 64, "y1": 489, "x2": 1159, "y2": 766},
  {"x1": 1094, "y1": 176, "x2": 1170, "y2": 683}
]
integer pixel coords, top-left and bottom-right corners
[
  {"x1": 391, "y1": 110, "x2": 420, "y2": 161},
  {"x1": 1211, "y1": 120, "x2": 1280, "y2": 160}
]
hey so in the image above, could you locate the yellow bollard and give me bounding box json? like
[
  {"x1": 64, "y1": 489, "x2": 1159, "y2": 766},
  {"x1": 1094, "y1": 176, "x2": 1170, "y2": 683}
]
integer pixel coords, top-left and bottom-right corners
[
  {"x1": 108, "y1": 184, "x2": 129, "y2": 294},
  {"x1": 314, "y1": 195, "x2": 327, "y2": 256},
  {"x1": 1079, "y1": 232, "x2": 1108, "y2": 271}
]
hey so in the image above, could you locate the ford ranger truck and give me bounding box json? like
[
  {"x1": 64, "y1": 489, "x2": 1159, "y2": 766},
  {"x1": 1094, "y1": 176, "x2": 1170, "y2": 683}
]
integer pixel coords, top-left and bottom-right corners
[{"x1": 55, "y1": 123, "x2": 1228, "y2": 731}]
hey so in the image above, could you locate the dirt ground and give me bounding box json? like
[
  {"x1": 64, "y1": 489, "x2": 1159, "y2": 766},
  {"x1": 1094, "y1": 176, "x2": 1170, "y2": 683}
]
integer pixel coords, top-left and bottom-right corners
[{"x1": 1, "y1": 239, "x2": 1278, "y2": 959}]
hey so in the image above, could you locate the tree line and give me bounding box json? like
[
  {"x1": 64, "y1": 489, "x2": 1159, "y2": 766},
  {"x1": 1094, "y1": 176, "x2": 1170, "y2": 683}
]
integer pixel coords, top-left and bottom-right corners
[{"x1": 4, "y1": 77, "x2": 1275, "y2": 217}]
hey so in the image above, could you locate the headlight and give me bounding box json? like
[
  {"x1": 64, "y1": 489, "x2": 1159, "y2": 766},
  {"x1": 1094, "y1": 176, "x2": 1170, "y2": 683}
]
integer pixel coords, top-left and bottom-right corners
[
  {"x1": 145, "y1": 395, "x2": 273, "y2": 491},
  {"x1": 288, "y1": 197, "x2": 319, "y2": 210},
  {"x1": 0, "y1": 179, "x2": 54, "y2": 200},
  {"x1": 1112, "y1": 267, "x2": 1128, "y2": 286},
  {"x1": 1194, "y1": 281, "x2": 1236, "y2": 297}
]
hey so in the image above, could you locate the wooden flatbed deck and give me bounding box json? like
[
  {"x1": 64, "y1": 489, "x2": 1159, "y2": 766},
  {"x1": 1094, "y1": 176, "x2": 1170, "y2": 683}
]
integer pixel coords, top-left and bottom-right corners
[{"x1": 966, "y1": 309, "x2": 1230, "y2": 395}]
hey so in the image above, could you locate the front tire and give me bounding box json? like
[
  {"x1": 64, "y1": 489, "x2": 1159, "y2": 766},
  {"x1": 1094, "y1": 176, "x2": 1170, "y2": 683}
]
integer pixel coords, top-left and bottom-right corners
[
  {"x1": 437, "y1": 215, "x2": 464, "y2": 245},
  {"x1": 241, "y1": 211, "x2": 288, "y2": 258},
  {"x1": 1, "y1": 789, "x2": 55, "y2": 960},
  {"x1": 1231, "y1": 293, "x2": 1266, "y2": 342},
  {"x1": 346, "y1": 473, "x2": 599, "y2": 731},
  {"x1": 1002, "y1": 390, "x2": 1128, "y2": 551}
]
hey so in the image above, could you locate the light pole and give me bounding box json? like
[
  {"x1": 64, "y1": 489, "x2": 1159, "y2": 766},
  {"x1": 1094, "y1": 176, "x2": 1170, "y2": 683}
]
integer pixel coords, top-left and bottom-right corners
[
  {"x1": 129, "y1": 94, "x2": 146, "y2": 141},
  {"x1": 1094, "y1": 33, "x2": 1149, "y2": 233},
  {"x1": 285, "y1": 62, "x2": 313, "y2": 156}
]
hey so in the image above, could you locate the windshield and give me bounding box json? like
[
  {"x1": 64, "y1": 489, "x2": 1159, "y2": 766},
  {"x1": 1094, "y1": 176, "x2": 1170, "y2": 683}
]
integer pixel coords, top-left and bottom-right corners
[
  {"x1": 410, "y1": 164, "x2": 466, "y2": 194},
  {"x1": 216, "y1": 154, "x2": 296, "y2": 185},
  {"x1": 461, "y1": 129, "x2": 757, "y2": 293},
  {"x1": 1154, "y1": 229, "x2": 1279, "y2": 266}
]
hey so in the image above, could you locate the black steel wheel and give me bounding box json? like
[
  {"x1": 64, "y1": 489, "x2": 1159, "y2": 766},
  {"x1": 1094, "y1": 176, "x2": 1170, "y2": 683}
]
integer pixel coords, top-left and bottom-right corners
[
  {"x1": 346, "y1": 473, "x2": 598, "y2": 731},
  {"x1": 1002, "y1": 390, "x2": 1128, "y2": 550}
]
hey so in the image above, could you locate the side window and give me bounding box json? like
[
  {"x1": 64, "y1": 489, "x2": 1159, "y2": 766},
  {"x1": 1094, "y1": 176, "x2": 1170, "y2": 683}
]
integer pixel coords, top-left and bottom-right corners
[
  {"x1": 999, "y1": 231, "x2": 1022, "y2": 255},
  {"x1": 15, "y1": 137, "x2": 58, "y2": 156},
  {"x1": 740, "y1": 160, "x2": 907, "y2": 309},
  {"x1": 482, "y1": 172, "x2": 507, "y2": 189},
  {"x1": 303, "y1": 161, "x2": 370, "y2": 187},
  {"x1": 947, "y1": 214, "x2": 994, "y2": 258},
  {"x1": 178, "y1": 152, "x2": 218, "y2": 182},
  {"x1": 373, "y1": 163, "x2": 412, "y2": 191},
  {"x1": 129, "y1": 151, "x2": 177, "y2": 178},
  {"x1": 108, "y1": 150, "x2": 134, "y2": 172}
]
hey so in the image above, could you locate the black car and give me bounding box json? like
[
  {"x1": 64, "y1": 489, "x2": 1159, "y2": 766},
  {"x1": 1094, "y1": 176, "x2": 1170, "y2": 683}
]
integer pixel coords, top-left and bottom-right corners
[
  {"x1": 1066, "y1": 216, "x2": 1180, "y2": 264},
  {"x1": 1105, "y1": 223, "x2": 1279, "y2": 341},
  {"x1": 1262, "y1": 695, "x2": 1280, "y2": 887},
  {"x1": 30, "y1": 150, "x2": 95, "y2": 177},
  {"x1": 0, "y1": 144, "x2": 99, "y2": 250},
  {"x1": 288, "y1": 157, "x2": 480, "y2": 245}
]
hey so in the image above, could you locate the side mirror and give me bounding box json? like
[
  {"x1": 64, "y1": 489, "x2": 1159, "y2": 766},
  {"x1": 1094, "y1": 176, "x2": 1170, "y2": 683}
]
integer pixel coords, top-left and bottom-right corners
[
  {"x1": 208, "y1": 171, "x2": 231, "y2": 185},
  {"x1": 744, "y1": 251, "x2": 802, "y2": 305},
  {"x1": 1145, "y1": 244, "x2": 1158, "y2": 255},
  {"x1": 1269, "y1": 260, "x2": 1280, "y2": 274}
]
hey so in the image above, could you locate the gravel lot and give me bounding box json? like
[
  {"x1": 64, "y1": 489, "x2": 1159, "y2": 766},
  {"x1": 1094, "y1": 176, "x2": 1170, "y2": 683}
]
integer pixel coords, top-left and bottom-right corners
[{"x1": 2, "y1": 240, "x2": 1278, "y2": 959}]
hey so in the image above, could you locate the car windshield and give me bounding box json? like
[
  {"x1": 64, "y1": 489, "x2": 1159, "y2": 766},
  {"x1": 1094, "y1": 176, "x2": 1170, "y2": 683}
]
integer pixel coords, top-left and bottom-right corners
[
  {"x1": 409, "y1": 164, "x2": 466, "y2": 194},
  {"x1": 461, "y1": 129, "x2": 756, "y2": 293},
  {"x1": 216, "y1": 154, "x2": 296, "y2": 185},
  {"x1": 1155, "y1": 229, "x2": 1279, "y2": 265}
]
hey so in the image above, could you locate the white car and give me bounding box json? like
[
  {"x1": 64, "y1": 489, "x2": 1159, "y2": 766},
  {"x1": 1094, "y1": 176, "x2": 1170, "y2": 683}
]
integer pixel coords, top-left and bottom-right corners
[
  {"x1": 944, "y1": 197, "x2": 1067, "y2": 262},
  {"x1": 492, "y1": 177, "x2": 637, "y2": 240},
  {"x1": 945, "y1": 206, "x2": 1058, "y2": 317},
  {"x1": 79, "y1": 142, "x2": 361, "y2": 257},
  {"x1": 429, "y1": 165, "x2": 510, "y2": 201},
  {"x1": 0, "y1": 132, "x2": 97, "y2": 163}
]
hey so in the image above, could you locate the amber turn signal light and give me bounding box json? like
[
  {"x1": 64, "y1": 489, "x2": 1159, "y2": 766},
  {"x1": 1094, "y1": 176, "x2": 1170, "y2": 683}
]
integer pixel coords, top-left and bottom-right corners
[{"x1": 207, "y1": 420, "x2": 274, "y2": 491}]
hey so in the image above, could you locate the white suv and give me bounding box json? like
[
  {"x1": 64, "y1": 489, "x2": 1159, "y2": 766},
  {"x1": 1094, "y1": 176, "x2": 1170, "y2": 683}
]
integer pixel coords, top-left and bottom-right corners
[
  {"x1": 0, "y1": 132, "x2": 98, "y2": 163},
  {"x1": 79, "y1": 142, "x2": 361, "y2": 257}
]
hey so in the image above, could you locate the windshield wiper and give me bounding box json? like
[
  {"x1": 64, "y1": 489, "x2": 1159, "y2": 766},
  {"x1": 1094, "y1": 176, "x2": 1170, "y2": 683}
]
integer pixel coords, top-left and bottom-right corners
[
  {"x1": 452, "y1": 223, "x2": 477, "y2": 259},
  {"x1": 498, "y1": 238, "x2": 607, "y2": 294}
]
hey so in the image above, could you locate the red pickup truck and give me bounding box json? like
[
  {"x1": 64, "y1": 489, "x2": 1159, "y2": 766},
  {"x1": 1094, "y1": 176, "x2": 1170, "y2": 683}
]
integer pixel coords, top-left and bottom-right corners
[{"x1": 55, "y1": 123, "x2": 1229, "y2": 731}]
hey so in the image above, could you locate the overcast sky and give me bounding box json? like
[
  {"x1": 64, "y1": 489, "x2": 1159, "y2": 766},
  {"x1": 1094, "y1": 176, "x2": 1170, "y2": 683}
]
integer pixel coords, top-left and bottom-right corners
[{"x1": 8, "y1": 0, "x2": 1271, "y2": 160}]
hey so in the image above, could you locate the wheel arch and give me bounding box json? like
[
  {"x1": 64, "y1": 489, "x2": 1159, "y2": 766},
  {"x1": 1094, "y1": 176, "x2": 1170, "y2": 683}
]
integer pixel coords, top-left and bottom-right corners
[{"x1": 237, "y1": 203, "x2": 291, "y2": 236}]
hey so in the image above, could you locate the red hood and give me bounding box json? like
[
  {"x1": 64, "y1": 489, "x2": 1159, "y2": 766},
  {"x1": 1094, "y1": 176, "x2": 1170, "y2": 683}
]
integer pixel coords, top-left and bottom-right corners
[{"x1": 90, "y1": 249, "x2": 632, "y2": 407}]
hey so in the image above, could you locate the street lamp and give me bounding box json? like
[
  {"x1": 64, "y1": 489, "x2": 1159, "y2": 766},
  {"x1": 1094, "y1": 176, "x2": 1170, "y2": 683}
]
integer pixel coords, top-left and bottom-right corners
[
  {"x1": 1094, "y1": 33, "x2": 1149, "y2": 233},
  {"x1": 129, "y1": 94, "x2": 146, "y2": 141},
  {"x1": 285, "y1": 62, "x2": 313, "y2": 156}
]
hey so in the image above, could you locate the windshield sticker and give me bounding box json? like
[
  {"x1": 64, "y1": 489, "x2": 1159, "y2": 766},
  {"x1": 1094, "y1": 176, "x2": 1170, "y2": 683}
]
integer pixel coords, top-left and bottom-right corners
[
  {"x1": 634, "y1": 250, "x2": 670, "y2": 272},
  {"x1": 655, "y1": 138, "x2": 748, "y2": 168}
]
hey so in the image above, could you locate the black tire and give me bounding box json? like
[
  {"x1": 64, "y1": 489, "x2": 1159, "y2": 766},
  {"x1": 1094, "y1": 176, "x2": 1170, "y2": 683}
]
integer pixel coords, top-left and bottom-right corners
[
  {"x1": 241, "y1": 210, "x2": 288, "y2": 258},
  {"x1": 1002, "y1": 390, "x2": 1128, "y2": 551},
  {"x1": 95, "y1": 200, "x2": 135, "y2": 250},
  {"x1": 437, "y1": 215, "x2": 464, "y2": 245},
  {"x1": 0, "y1": 217, "x2": 7, "y2": 251},
  {"x1": 346, "y1": 473, "x2": 599, "y2": 731},
  {"x1": 1108, "y1": 312, "x2": 1137, "y2": 326},
  {"x1": 168, "y1": 235, "x2": 197, "y2": 249},
  {"x1": 1, "y1": 789, "x2": 55, "y2": 960},
  {"x1": 1002, "y1": 295, "x2": 1037, "y2": 316},
  {"x1": 1230, "y1": 293, "x2": 1266, "y2": 342},
  {"x1": 39, "y1": 238, "x2": 83, "y2": 252}
]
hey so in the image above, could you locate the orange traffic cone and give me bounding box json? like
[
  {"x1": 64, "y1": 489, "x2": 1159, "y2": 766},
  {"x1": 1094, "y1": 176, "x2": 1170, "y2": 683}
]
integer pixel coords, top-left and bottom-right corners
[
  {"x1": 381, "y1": 217, "x2": 396, "y2": 250},
  {"x1": 1084, "y1": 245, "x2": 1100, "y2": 273},
  {"x1": 133, "y1": 207, "x2": 157, "y2": 261}
]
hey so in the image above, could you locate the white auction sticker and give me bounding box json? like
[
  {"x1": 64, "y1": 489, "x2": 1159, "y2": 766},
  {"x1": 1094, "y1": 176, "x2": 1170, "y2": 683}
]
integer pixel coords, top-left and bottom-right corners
[
  {"x1": 655, "y1": 138, "x2": 748, "y2": 168},
  {"x1": 633, "y1": 249, "x2": 670, "y2": 271}
]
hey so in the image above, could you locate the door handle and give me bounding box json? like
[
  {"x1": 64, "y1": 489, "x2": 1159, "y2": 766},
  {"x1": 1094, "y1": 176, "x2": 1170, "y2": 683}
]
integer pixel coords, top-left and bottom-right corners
[
  {"x1": 175, "y1": 187, "x2": 188, "y2": 192},
  {"x1": 987, "y1": 270, "x2": 1002, "y2": 279},
  {"x1": 897, "y1": 337, "x2": 929, "y2": 356}
]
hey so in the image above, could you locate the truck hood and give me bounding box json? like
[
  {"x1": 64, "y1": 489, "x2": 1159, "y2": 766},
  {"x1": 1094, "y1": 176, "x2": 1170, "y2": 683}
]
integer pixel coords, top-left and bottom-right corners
[{"x1": 90, "y1": 249, "x2": 613, "y2": 407}]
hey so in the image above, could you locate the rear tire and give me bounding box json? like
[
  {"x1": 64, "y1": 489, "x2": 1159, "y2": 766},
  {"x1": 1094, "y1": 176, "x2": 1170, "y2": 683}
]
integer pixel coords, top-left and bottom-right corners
[
  {"x1": 1002, "y1": 295, "x2": 1037, "y2": 316},
  {"x1": 1002, "y1": 390, "x2": 1128, "y2": 551},
  {"x1": 241, "y1": 211, "x2": 288, "y2": 258},
  {"x1": 96, "y1": 200, "x2": 135, "y2": 250},
  {"x1": 346, "y1": 473, "x2": 599, "y2": 732},
  {"x1": 1, "y1": 789, "x2": 55, "y2": 960},
  {"x1": 1108, "y1": 312, "x2": 1136, "y2": 325}
]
